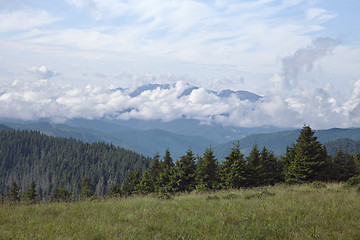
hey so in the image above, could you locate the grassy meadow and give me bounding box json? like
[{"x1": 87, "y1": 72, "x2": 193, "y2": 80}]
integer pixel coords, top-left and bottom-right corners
[{"x1": 0, "y1": 183, "x2": 359, "y2": 239}]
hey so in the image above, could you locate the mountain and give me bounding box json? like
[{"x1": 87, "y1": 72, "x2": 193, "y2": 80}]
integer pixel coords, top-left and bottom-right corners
[
  {"x1": 324, "y1": 138, "x2": 360, "y2": 156},
  {"x1": 122, "y1": 83, "x2": 262, "y2": 102},
  {"x1": 213, "y1": 89, "x2": 262, "y2": 101},
  {"x1": 73, "y1": 118, "x2": 287, "y2": 144},
  {"x1": 0, "y1": 124, "x2": 12, "y2": 131},
  {"x1": 214, "y1": 127, "x2": 360, "y2": 159},
  {"x1": 130, "y1": 83, "x2": 171, "y2": 97},
  {"x1": 2, "y1": 120, "x2": 217, "y2": 159}
]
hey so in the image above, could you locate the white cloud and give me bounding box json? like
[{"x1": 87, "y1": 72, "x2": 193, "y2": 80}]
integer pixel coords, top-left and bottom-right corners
[
  {"x1": 281, "y1": 37, "x2": 338, "y2": 89},
  {"x1": 0, "y1": 9, "x2": 58, "y2": 32},
  {"x1": 28, "y1": 66, "x2": 59, "y2": 79},
  {"x1": 1, "y1": 78, "x2": 359, "y2": 129}
]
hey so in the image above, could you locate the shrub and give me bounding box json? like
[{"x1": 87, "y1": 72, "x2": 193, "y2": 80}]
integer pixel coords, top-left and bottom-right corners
[{"x1": 346, "y1": 175, "x2": 360, "y2": 187}]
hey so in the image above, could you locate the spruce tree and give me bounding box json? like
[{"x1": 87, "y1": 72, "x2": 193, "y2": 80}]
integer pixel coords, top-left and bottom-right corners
[
  {"x1": 9, "y1": 180, "x2": 20, "y2": 203},
  {"x1": 246, "y1": 144, "x2": 261, "y2": 187},
  {"x1": 286, "y1": 125, "x2": 328, "y2": 183},
  {"x1": 176, "y1": 148, "x2": 197, "y2": 192},
  {"x1": 80, "y1": 176, "x2": 94, "y2": 199},
  {"x1": 332, "y1": 149, "x2": 358, "y2": 181},
  {"x1": 157, "y1": 149, "x2": 175, "y2": 193},
  {"x1": 259, "y1": 147, "x2": 280, "y2": 186},
  {"x1": 121, "y1": 169, "x2": 142, "y2": 196},
  {"x1": 23, "y1": 180, "x2": 39, "y2": 204},
  {"x1": 136, "y1": 170, "x2": 155, "y2": 194},
  {"x1": 221, "y1": 142, "x2": 247, "y2": 189},
  {"x1": 197, "y1": 147, "x2": 219, "y2": 190}
]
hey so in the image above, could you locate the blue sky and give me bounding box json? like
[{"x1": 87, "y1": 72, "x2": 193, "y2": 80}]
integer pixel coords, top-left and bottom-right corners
[{"x1": 0, "y1": 0, "x2": 360, "y2": 128}]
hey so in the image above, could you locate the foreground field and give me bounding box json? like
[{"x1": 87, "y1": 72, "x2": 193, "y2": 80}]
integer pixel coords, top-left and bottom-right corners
[{"x1": 1, "y1": 183, "x2": 359, "y2": 239}]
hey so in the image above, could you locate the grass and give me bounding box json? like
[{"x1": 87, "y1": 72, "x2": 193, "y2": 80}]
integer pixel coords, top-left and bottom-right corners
[{"x1": 0, "y1": 183, "x2": 359, "y2": 239}]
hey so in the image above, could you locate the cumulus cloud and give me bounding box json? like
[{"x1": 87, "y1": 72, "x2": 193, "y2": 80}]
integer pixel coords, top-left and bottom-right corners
[
  {"x1": 0, "y1": 79, "x2": 359, "y2": 129},
  {"x1": 281, "y1": 37, "x2": 339, "y2": 88},
  {"x1": 28, "y1": 66, "x2": 59, "y2": 79}
]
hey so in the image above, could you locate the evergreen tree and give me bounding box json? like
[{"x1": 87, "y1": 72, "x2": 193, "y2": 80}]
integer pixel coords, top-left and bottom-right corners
[
  {"x1": 221, "y1": 142, "x2": 247, "y2": 189},
  {"x1": 108, "y1": 184, "x2": 122, "y2": 197},
  {"x1": 23, "y1": 180, "x2": 39, "y2": 204},
  {"x1": 50, "y1": 186, "x2": 71, "y2": 202},
  {"x1": 0, "y1": 188, "x2": 4, "y2": 204},
  {"x1": 259, "y1": 147, "x2": 280, "y2": 186},
  {"x1": 157, "y1": 149, "x2": 175, "y2": 193},
  {"x1": 176, "y1": 148, "x2": 197, "y2": 192},
  {"x1": 197, "y1": 147, "x2": 219, "y2": 190},
  {"x1": 332, "y1": 149, "x2": 358, "y2": 181},
  {"x1": 286, "y1": 125, "x2": 328, "y2": 183},
  {"x1": 121, "y1": 169, "x2": 142, "y2": 196},
  {"x1": 246, "y1": 144, "x2": 261, "y2": 187},
  {"x1": 281, "y1": 144, "x2": 296, "y2": 181},
  {"x1": 8, "y1": 180, "x2": 20, "y2": 203},
  {"x1": 136, "y1": 170, "x2": 155, "y2": 194},
  {"x1": 79, "y1": 176, "x2": 94, "y2": 199}
]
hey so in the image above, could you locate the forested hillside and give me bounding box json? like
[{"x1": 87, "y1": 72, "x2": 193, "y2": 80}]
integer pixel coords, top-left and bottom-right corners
[
  {"x1": 214, "y1": 127, "x2": 360, "y2": 158},
  {"x1": 0, "y1": 130, "x2": 151, "y2": 198},
  {"x1": 325, "y1": 138, "x2": 360, "y2": 156}
]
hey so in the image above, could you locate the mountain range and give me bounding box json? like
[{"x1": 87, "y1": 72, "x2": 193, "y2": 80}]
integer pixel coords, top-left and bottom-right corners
[
  {"x1": 1, "y1": 118, "x2": 359, "y2": 160},
  {"x1": 1, "y1": 84, "x2": 359, "y2": 159}
]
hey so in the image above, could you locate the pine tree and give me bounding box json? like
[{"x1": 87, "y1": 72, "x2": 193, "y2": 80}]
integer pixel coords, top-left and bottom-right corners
[
  {"x1": 79, "y1": 176, "x2": 94, "y2": 199},
  {"x1": 157, "y1": 149, "x2": 175, "y2": 193},
  {"x1": 259, "y1": 147, "x2": 280, "y2": 186},
  {"x1": 136, "y1": 170, "x2": 154, "y2": 194},
  {"x1": 221, "y1": 142, "x2": 247, "y2": 189},
  {"x1": 332, "y1": 149, "x2": 358, "y2": 181},
  {"x1": 246, "y1": 144, "x2": 261, "y2": 187},
  {"x1": 9, "y1": 180, "x2": 20, "y2": 203},
  {"x1": 121, "y1": 169, "x2": 142, "y2": 196},
  {"x1": 23, "y1": 180, "x2": 39, "y2": 204},
  {"x1": 281, "y1": 144, "x2": 296, "y2": 181},
  {"x1": 286, "y1": 125, "x2": 328, "y2": 183},
  {"x1": 176, "y1": 148, "x2": 197, "y2": 192},
  {"x1": 197, "y1": 147, "x2": 219, "y2": 190}
]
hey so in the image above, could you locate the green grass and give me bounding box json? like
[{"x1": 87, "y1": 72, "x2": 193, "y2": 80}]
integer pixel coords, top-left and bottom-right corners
[{"x1": 1, "y1": 183, "x2": 359, "y2": 239}]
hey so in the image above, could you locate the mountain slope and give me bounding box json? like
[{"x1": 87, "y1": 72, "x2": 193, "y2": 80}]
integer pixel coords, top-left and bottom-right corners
[
  {"x1": 324, "y1": 138, "x2": 360, "y2": 156},
  {"x1": 2, "y1": 121, "x2": 217, "y2": 159},
  {"x1": 0, "y1": 124, "x2": 12, "y2": 131},
  {"x1": 0, "y1": 130, "x2": 151, "y2": 197}
]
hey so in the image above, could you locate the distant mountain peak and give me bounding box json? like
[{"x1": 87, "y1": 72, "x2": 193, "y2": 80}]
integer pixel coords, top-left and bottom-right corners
[
  {"x1": 110, "y1": 82, "x2": 262, "y2": 102},
  {"x1": 130, "y1": 83, "x2": 171, "y2": 97}
]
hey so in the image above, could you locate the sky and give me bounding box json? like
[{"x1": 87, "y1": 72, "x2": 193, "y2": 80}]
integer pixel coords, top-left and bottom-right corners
[{"x1": 0, "y1": 0, "x2": 360, "y2": 129}]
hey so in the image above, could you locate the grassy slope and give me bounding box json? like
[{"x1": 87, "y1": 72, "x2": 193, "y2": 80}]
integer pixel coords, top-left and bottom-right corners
[{"x1": 1, "y1": 183, "x2": 359, "y2": 239}]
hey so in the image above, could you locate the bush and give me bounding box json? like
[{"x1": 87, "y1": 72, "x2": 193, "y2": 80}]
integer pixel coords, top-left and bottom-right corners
[
  {"x1": 50, "y1": 187, "x2": 71, "y2": 202},
  {"x1": 346, "y1": 175, "x2": 360, "y2": 187}
]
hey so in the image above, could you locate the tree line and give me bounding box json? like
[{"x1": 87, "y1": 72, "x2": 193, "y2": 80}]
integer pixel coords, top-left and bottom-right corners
[
  {"x1": 116, "y1": 126, "x2": 359, "y2": 197},
  {"x1": 1, "y1": 125, "x2": 360, "y2": 204}
]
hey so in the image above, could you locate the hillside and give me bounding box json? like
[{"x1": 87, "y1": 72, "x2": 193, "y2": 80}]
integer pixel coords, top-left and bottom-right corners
[
  {"x1": 324, "y1": 138, "x2": 360, "y2": 156},
  {"x1": 2, "y1": 121, "x2": 217, "y2": 160},
  {"x1": 0, "y1": 124, "x2": 12, "y2": 131},
  {"x1": 0, "y1": 130, "x2": 151, "y2": 197}
]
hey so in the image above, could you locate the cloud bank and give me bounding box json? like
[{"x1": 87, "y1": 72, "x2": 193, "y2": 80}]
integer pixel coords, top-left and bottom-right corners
[{"x1": 1, "y1": 75, "x2": 359, "y2": 129}]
